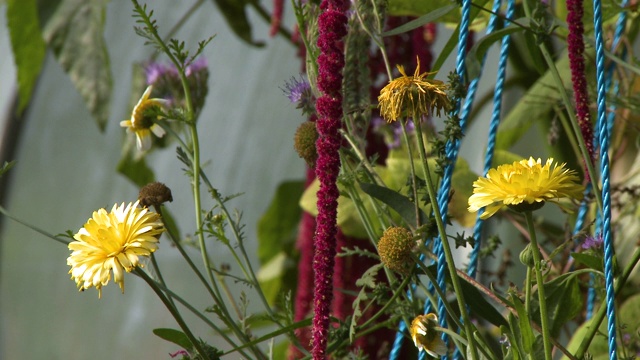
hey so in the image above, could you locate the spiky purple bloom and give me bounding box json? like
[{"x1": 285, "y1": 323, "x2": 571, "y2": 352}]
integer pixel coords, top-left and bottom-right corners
[
  {"x1": 312, "y1": 0, "x2": 348, "y2": 358},
  {"x1": 581, "y1": 233, "x2": 603, "y2": 250},
  {"x1": 282, "y1": 76, "x2": 315, "y2": 115},
  {"x1": 567, "y1": 0, "x2": 594, "y2": 161}
]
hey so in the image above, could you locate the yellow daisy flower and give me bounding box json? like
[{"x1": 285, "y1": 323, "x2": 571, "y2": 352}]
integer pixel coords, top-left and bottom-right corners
[
  {"x1": 120, "y1": 85, "x2": 168, "y2": 151},
  {"x1": 468, "y1": 157, "x2": 584, "y2": 219},
  {"x1": 378, "y1": 58, "x2": 450, "y2": 122},
  {"x1": 410, "y1": 313, "x2": 447, "y2": 358},
  {"x1": 67, "y1": 201, "x2": 165, "y2": 298}
]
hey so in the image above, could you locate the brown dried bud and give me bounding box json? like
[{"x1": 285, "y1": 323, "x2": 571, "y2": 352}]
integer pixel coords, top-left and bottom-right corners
[{"x1": 139, "y1": 182, "x2": 173, "y2": 207}]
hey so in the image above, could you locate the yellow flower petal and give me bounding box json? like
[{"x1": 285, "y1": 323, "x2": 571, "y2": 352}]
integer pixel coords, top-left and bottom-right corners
[
  {"x1": 120, "y1": 85, "x2": 168, "y2": 151},
  {"x1": 468, "y1": 157, "x2": 584, "y2": 219},
  {"x1": 378, "y1": 57, "x2": 450, "y2": 122},
  {"x1": 67, "y1": 200, "x2": 165, "y2": 298}
]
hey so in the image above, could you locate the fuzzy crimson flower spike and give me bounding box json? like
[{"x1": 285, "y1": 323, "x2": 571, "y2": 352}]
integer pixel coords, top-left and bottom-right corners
[
  {"x1": 312, "y1": 0, "x2": 348, "y2": 358},
  {"x1": 567, "y1": 0, "x2": 595, "y2": 163}
]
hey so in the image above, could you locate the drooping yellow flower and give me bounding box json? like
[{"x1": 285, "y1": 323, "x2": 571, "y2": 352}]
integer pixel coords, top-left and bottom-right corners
[
  {"x1": 120, "y1": 85, "x2": 168, "y2": 151},
  {"x1": 468, "y1": 157, "x2": 584, "y2": 219},
  {"x1": 410, "y1": 313, "x2": 447, "y2": 358},
  {"x1": 67, "y1": 201, "x2": 165, "y2": 298},
  {"x1": 378, "y1": 58, "x2": 450, "y2": 122}
]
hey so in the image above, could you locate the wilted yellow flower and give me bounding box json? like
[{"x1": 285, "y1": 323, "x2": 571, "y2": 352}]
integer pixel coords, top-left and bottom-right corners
[
  {"x1": 378, "y1": 58, "x2": 450, "y2": 122},
  {"x1": 468, "y1": 157, "x2": 584, "y2": 219},
  {"x1": 67, "y1": 201, "x2": 165, "y2": 298},
  {"x1": 120, "y1": 85, "x2": 168, "y2": 151},
  {"x1": 410, "y1": 313, "x2": 447, "y2": 357}
]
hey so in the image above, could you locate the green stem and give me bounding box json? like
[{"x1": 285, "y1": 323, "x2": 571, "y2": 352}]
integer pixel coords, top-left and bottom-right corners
[
  {"x1": 524, "y1": 211, "x2": 552, "y2": 360},
  {"x1": 0, "y1": 205, "x2": 70, "y2": 245},
  {"x1": 400, "y1": 120, "x2": 422, "y2": 228},
  {"x1": 135, "y1": 268, "x2": 209, "y2": 359},
  {"x1": 412, "y1": 122, "x2": 479, "y2": 360}
]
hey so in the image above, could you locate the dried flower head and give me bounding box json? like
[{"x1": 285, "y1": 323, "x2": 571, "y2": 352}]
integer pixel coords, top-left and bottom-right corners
[
  {"x1": 67, "y1": 201, "x2": 165, "y2": 297},
  {"x1": 377, "y1": 226, "x2": 416, "y2": 275},
  {"x1": 410, "y1": 313, "x2": 447, "y2": 358},
  {"x1": 294, "y1": 121, "x2": 319, "y2": 167},
  {"x1": 468, "y1": 157, "x2": 584, "y2": 219},
  {"x1": 120, "y1": 85, "x2": 168, "y2": 151},
  {"x1": 378, "y1": 57, "x2": 450, "y2": 122},
  {"x1": 139, "y1": 182, "x2": 173, "y2": 207}
]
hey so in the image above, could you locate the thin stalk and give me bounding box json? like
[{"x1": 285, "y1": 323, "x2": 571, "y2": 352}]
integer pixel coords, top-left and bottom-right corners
[
  {"x1": 412, "y1": 121, "x2": 479, "y2": 360},
  {"x1": 400, "y1": 120, "x2": 422, "y2": 228},
  {"x1": 136, "y1": 268, "x2": 210, "y2": 359},
  {"x1": 154, "y1": 205, "x2": 218, "y2": 300},
  {"x1": 524, "y1": 211, "x2": 552, "y2": 360},
  {"x1": 0, "y1": 206, "x2": 70, "y2": 245}
]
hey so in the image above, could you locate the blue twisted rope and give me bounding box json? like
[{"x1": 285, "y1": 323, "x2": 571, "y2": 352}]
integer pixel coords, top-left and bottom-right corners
[
  {"x1": 421, "y1": 0, "x2": 473, "y2": 358},
  {"x1": 581, "y1": 0, "x2": 627, "y2": 320},
  {"x1": 467, "y1": 0, "x2": 516, "y2": 280},
  {"x1": 592, "y1": 0, "x2": 617, "y2": 357}
]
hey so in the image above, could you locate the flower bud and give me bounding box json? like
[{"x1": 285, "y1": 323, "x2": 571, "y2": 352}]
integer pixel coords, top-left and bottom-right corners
[
  {"x1": 377, "y1": 227, "x2": 416, "y2": 275},
  {"x1": 293, "y1": 121, "x2": 319, "y2": 167},
  {"x1": 519, "y1": 244, "x2": 535, "y2": 268},
  {"x1": 139, "y1": 182, "x2": 173, "y2": 207}
]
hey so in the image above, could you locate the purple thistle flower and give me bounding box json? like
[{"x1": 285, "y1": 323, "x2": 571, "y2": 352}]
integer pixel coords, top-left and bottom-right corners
[
  {"x1": 567, "y1": 0, "x2": 595, "y2": 163},
  {"x1": 312, "y1": 0, "x2": 348, "y2": 359},
  {"x1": 283, "y1": 76, "x2": 311, "y2": 103},
  {"x1": 581, "y1": 233, "x2": 603, "y2": 250}
]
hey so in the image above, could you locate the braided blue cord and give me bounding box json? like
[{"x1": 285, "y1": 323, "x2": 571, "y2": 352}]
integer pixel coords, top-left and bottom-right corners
[
  {"x1": 583, "y1": 1, "x2": 627, "y2": 321},
  {"x1": 419, "y1": 0, "x2": 473, "y2": 359},
  {"x1": 593, "y1": 0, "x2": 617, "y2": 358},
  {"x1": 467, "y1": 0, "x2": 515, "y2": 280}
]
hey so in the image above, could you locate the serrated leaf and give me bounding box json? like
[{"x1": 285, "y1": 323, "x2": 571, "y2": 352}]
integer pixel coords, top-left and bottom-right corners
[
  {"x1": 210, "y1": 0, "x2": 264, "y2": 47},
  {"x1": 350, "y1": 264, "x2": 382, "y2": 341},
  {"x1": 7, "y1": 0, "x2": 46, "y2": 113},
  {"x1": 43, "y1": 0, "x2": 112, "y2": 130},
  {"x1": 153, "y1": 328, "x2": 194, "y2": 351}
]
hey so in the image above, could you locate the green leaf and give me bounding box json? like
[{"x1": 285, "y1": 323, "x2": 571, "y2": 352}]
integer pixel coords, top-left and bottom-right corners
[
  {"x1": 509, "y1": 293, "x2": 535, "y2": 354},
  {"x1": 466, "y1": 20, "x2": 529, "y2": 80},
  {"x1": 0, "y1": 161, "x2": 16, "y2": 178},
  {"x1": 382, "y1": 3, "x2": 458, "y2": 36},
  {"x1": 458, "y1": 274, "x2": 508, "y2": 328},
  {"x1": 117, "y1": 148, "x2": 156, "y2": 187},
  {"x1": 257, "y1": 181, "x2": 304, "y2": 263},
  {"x1": 350, "y1": 264, "x2": 382, "y2": 341},
  {"x1": 359, "y1": 182, "x2": 427, "y2": 228},
  {"x1": 210, "y1": 0, "x2": 264, "y2": 47},
  {"x1": 571, "y1": 252, "x2": 604, "y2": 272},
  {"x1": 6, "y1": 0, "x2": 47, "y2": 113},
  {"x1": 43, "y1": 0, "x2": 112, "y2": 130},
  {"x1": 537, "y1": 273, "x2": 583, "y2": 337},
  {"x1": 496, "y1": 50, "x2": 575, "y2": 151},
  {"x1": 153, "y1": 328, "x2": 193, "y2": 351},
  {"x1": 256, "y1": 181, "x2": 303, "y2": 305}
]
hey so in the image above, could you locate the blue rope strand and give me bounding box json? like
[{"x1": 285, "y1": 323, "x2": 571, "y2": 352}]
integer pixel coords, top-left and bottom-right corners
[
  {"x1": 592, "y1": 0, "x2": 617, "y2": 357},
  {"x1": 467, "y1": 0, "x2": 515, "y2": 280},
  {"x1": 422, "y1": 0, "x2": 473, "y2": 358},
  {"x1": 583, "y1": 0, "x2": 627, "y2": 320}
]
